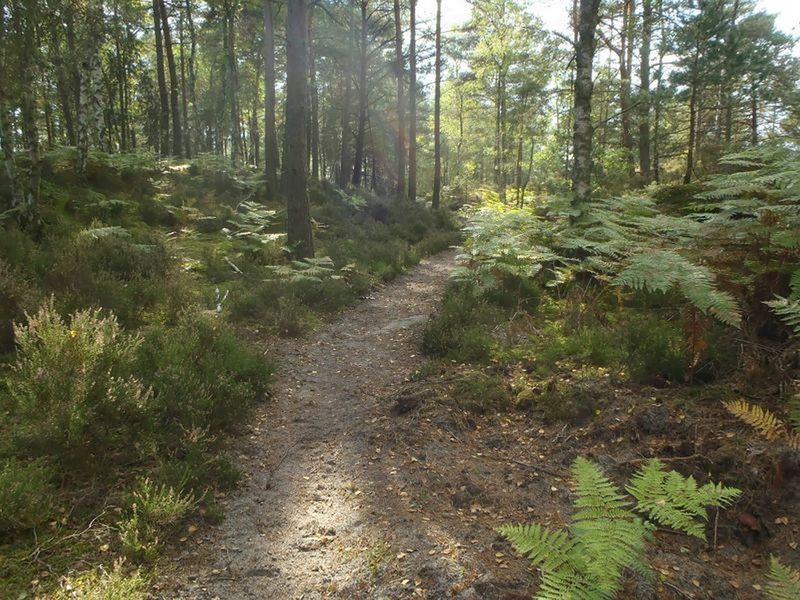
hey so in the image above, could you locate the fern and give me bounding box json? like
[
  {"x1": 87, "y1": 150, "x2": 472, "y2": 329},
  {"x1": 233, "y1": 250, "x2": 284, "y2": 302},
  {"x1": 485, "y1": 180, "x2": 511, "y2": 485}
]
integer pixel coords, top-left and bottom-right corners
[
  {"x1": 725, "y1": 399, "x2": 790, "y2": 442},
  {"x1": 613, "y1": 250, "x2": 741, "y2": 326},
  {"x1": 626, "y1": 459, "x2": 740, "y2": 540},
  {"x1": 501, "y1": 458, "x2": 738, "y2": 599},
  {"x1": 790, "y1": 394, "x2": 800, "y2": 433},
  {"x1": 571, "y1": 458, "x2": 653, "y2": 592},
  {"x1": 764, "y1": 296, "x2": 800, "y2": 337},
  {"x1": 266, "y1": 256, "x2": 344, "y2": 283},
  {"x1": 766, "y1": 558, "x2": 800, "y2": 600}
]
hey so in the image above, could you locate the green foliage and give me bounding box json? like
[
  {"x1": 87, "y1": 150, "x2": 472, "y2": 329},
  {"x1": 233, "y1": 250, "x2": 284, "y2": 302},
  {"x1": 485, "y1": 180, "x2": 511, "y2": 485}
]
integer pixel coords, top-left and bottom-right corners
[
  {"x1": 453, "y1": 372, "x2": 511, "y2": 414},
  {"x1": 500, "y1": 458, "x2": 740, "y2": 600},
  {"x1": 626, "y1": 459, "x2": 741, "y2": 540},
  {"x1": 52, "y1": 560, "x2": 148, "y2": 600},
  {"x1": 764, "y1": 296, "x2": 800, "y2": 337},
  {"x1": 0, "y1": 458, "x2": 56, "y2": 533},
  {"x1": 0, "y1": 259, "x2": 41, "y2": 352},
  {"x1": 500, "y1": 458, "x2": 652, "y2": 600},
  {"x1": 766, "y1": 558, "x2": 800, "y2": 600},
  {"x1": 118, "y1": 478, "x2": 196, "y2": 560},
  {"x1": 613, "y1": 250, "x2": 741, "y2": 327},
  {"x1": 421, "y1": 283, "x2": 500, "y2": 363},
  {"x1": 135, "y1": 312, "x2": 272, "y2": 433},
  {"x1": 5, "y1": 301, "x2": 152, "y2": 468}
]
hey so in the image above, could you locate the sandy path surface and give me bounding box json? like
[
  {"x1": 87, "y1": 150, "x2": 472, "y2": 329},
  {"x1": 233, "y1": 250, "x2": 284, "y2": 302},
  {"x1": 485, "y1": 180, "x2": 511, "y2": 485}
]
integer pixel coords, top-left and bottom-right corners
[{"x1": 156, "y1": 251, "x2": 511, "y2": 600}]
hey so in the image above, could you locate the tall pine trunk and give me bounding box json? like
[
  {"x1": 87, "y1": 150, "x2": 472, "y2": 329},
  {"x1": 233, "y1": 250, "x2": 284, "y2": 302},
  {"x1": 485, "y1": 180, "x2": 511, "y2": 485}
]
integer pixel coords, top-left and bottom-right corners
[
  {"x1": 285, "y1": 0, "x2": 314, "y2": 258},
  {"x1": 337, "y1": 8, "x2": 354, "y2": 188},
  {"x1": 683, "y1": 48, "x2": 700, "y2": 184},
  {"x1": 309, "y1": 7, "x2": 320, "y2": 179},
  {"x1": 393, "y1": 0, "x2": 406, "y2": 198},
  {"x1": 351, "y1": 1, "x2": 368, "y2": 187},
  {"x1": 638, "y1": 0, "x2": 652, "y2": 183},
  {"x1": 572, "y1": 0, "x2": 601, "y2": 209},
  {"x1": 158, "y1": 0, "x2": 182, "y2": 156},
  {"x1": 263, "y1": 0, "x2": 280, "y2": 198},
  {"x1": 431, "y1": 0, "x2": 442, "y2": 209},
  {"x1": 407, "y1": 0, "x2": 417, "y2": 201},
  {"x1": 152, "y1": 0, "x2": 170, "y2": 156}
]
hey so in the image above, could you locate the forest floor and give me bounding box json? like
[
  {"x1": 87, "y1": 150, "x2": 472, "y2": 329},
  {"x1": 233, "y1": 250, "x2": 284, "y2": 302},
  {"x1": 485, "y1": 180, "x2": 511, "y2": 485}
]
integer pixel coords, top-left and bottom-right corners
[{"x1": 154, "y1": 250, "x2": 797, "y2": 600}]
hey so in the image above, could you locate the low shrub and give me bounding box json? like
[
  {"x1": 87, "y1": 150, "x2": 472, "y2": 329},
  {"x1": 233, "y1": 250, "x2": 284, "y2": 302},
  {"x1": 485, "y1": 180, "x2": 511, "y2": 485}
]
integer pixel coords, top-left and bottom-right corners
[
  {"x1": 5, "y1": 302, "x2": 152, "y2": 470},
  {"x1": 136, "y1": 312, "x2": 272, "y2": 434},
  {"x1": 52, "y1": 560, "x2": 148, "y2": 600},
  {"x1": 118, "y1": 478, "x2": 196, "y2": 560},
  {"x1": 453, "y1": 372, "x2": 511, "y2": 414},
  {"x1": 0, "y1": 261, "x2": 41, "y2": 353},
  {"x1": 0, "y1": 458, "x2": 57, "y2": 533},
  {"x1": 422, "y1": 283, "x2": 501, "y2": 363}
]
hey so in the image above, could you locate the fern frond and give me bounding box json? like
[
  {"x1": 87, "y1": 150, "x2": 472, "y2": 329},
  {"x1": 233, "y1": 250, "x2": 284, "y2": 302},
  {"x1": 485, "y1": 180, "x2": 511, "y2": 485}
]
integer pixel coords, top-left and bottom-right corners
[
  {"x1": 626, "y1": 459, "x2": 740, "y2": 540},
  {"x1": 724, "y1": 400, "x2": 786, "y2": 441},
  {"x1": 571, "y1": 458, "x2": 652, "y2": 590},
  {"x1": 790, "y1": 271, "x2": 800, "y2": 299},
  {"x1": 79, "y1": 226, "x2": 131, "y2": 239},
  {"x1": 572, "y1": 457, "x2": 631, "y2": 520},
  {"x1": 766, "y1": 557, "x2": 800, "y2": 600},
  {"x1": 765, "y1": 296, "x2": 800, "y2": 337},
  {"x1": 790, "y1": 394, "x2": 800, "y2": 434},
  {"x1": 613, "y1": 250, "x2": 741, "y2": 326},
  {"x1": 498, "y1": 523, "x2": 576, "y2": 574}
]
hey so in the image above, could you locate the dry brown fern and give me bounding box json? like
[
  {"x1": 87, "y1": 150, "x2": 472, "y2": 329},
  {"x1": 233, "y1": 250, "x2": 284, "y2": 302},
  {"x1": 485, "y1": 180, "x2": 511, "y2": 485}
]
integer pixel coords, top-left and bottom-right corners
[{"x1": 725, "y1": 400, "x2": 799, "y2": 448}]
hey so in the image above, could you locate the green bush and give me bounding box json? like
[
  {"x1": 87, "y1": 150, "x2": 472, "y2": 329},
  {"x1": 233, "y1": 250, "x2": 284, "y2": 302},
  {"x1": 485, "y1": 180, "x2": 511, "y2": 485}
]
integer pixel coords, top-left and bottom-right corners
[
  {"x1": 52, "y1": 560, "x2": 148, "y2": 600},
  {"x1": 5, "y1": 302, "x2": 152, "y2": 468},
  {"x1": 453, "y1": 372, "x2": 511, "y2": 414},
  {"x1": 482, "y1": 272, "x2": 542, "y2": 311},
  {"x1": 0, "y1": 260, "x2": 40, "y2": 353},
  {"x1": 0, "y1": 458, "x2": 56, "y2": 533},
  {"x1": 76, "y1": 230, "x2": 171, "y2": 281},
  {"x1": 530, "y1": 313, "x2": 690, "y2": 385},
  {"x1": 136, "y1": 312, "x2": 272, "y2": 434},
  {"x1": 625, "y1": 317, "x2": 691, "y2": 384},
  {"x1": 118, "y1": 478, "x2": 196, "y2": 560},
  {"x1": 422, "y1": 284, "x2": 499, "y2": 363}
]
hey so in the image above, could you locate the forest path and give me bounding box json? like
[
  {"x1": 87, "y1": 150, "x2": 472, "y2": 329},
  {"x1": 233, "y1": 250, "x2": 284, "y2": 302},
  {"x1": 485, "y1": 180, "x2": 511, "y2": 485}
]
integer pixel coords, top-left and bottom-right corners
[{"x1": 156, "y1": 250, "x2": 528, "y2": 599}]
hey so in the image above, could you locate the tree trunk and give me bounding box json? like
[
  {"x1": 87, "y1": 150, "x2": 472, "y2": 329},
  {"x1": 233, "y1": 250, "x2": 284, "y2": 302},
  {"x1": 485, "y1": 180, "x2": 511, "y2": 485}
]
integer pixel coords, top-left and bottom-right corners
[
  {"x1": 78, "y1": 0, "x2": 105, "y2": 171},
  {"x1": 337, "y1": 9, "x2": 354, "y2": 188},
  {"x1": 619, "y1": 0, "x2": 635, "y2": 177},
  {"x1": 178, "y1": 8, "x2": 191, "y2": 157},
  {"x1": 285, "y1": 0, "x2": 314, "y2": 258},
  {"x1": 750, "y1": 86, "x2": 758, "y2": 145},
  {"x1": 393, "y1": 0, "x2": 406, "y2": 198},
  {"x1": 186, "y1": 0, "x2": 199, "y2": 154},
  {"x1": 431, "y1": 0, "x2": 442, "y2": 209},
  {"x1": 225, "y1": 1, "x2": 243, "y2": 164},
  {"x1": 571, "y1": 0, "x2": 600, "y2": 209},
  {"x1": 309, "y1": 6, "x2": 320, "y2": 179},
  {"x1": 638, "y1": 0, "x2": 652, "y2": 183},
  {"x1": 351, "y1": 1, "x2": 368, "y2": 187},
  {"x1": 152, "y1": 0, "x2": 170, "y2": 156},
  {"x1": 49, "y1": 17, "x2": 76, "y2": 145},
  {"x1": 158, "y1": 0, "x2": 182, "y2": 156},
  {"x1": 262, "y1": 0, "x2": 280, "y2": 197},
  {"x1": 683, "y1": 48, "x2": 700, "y2": 184},
  {"x1": 407, "y1": 0, "x2": 417, "y2": 200},
  {"x1": 0, "y1": 0, "x2": 22, "y2": 213}
]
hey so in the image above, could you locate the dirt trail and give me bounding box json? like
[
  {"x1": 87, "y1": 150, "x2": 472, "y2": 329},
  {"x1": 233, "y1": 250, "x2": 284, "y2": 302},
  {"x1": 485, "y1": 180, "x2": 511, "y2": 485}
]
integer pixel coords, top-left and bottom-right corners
[
  {"x1": 156, "y1": 248, "x2": 768, "y2": 600},
  {"x1": 156, "y1": 250, "x2": 531, "y2": 599}
]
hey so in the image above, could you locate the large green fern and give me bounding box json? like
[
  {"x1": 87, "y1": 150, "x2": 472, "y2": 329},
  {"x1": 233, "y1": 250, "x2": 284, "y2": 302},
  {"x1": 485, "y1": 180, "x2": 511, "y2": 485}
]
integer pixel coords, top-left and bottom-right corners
[
  {"x1": 613, "y1": 250, "x2": 741, "y2": 326},
  {"x1": 764, "y1": 296, "x2": 800, "y2": 337},
  {"x1": 766, "y1": 558, "x2": 800, "y2": 600},
  {"x1": 501, "y1": 458, "x2": 740, "y2": 600},
  {"x1": 626, "y1": 459, "x2": 740, "y2": 540}
]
